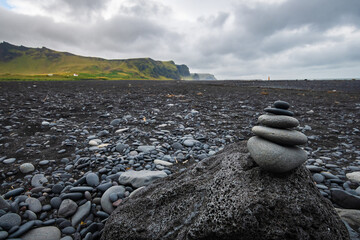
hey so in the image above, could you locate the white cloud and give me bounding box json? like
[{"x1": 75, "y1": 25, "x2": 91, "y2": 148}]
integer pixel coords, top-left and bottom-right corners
[{"x1": 1, "y1": 0, "x2": 360, "y2": 79}]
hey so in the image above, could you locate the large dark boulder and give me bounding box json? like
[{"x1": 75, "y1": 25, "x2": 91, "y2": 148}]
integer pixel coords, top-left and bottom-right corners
[{"x1": 102, "y1": 142, "x2": 349, "y2": 240}]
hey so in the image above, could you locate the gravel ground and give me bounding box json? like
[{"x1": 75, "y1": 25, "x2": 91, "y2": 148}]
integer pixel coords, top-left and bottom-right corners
[{"x1": 0, "y1": 79, "x2": 359, "y2": 239}]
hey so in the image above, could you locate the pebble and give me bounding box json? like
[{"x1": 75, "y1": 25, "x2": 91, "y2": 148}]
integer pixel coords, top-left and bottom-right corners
[
  {"x1": 273, "y1": 100, "x2": 290, "y2": 109},
  {"x1": 118, "y1": 170, "x2": 168, "y2": 188},
  {"x1": 312, "y1": 173, "x2": 325, "y2": 183},
  {"x1": 0, "y1": 196, "x2": 10, "y2": 210},
  {"x1": 25, "y1": 197, "x2": 42, "y2": 213},
  {"x1": 252, "y1": 126, "x2": 307, "y2": 146},
  {"x1": 21, "y1": 226, "x2": 61, "y2": 240},
  {"x1": 0, "y1": 213, "x2": 21, "y2": 230},
  {"x1": 50, "y1": 197, "x2": 62, "y2": 209},
  {"x1": 31, "y1": 174, "x2": 48, "y2": 187},
  {"x1": 3, "y1": 158, "x2": 16, "y2": 164},
  {"x1": 331, "y1": 189, "x2": 360, "y2": 209},
  {"x1": 3, "y1": 187, "x2": 24, "y2": 199},
  {"x1": 101, "y1": 186, "x2": 125, "y2": 214},
  {"x1": 0, "y1": 231, "x2": 8, "y2": 240},
  {"x1": 86, "y1": 173, "x2": 100, "y2": 187},
  {"x1": 8, "y1": 220, "x2": 35, "y2": 238},
  {"x1": 346, "y1": 172, "x2": 360, "y2": 184},
  {"x1": 71, "y1": 201, "x2": 91, "y2": 227},
  {"x1": 19, "y1": 163, "x2": 35, "y2": 173},
  {"x1": 58, "y1": 199, "x2": 78, "y2": 218},
  {"x1": 264, "y1": 107, "x2": 294, "y2": 116},
  {"x1": 247, "y1": 136, "x2": 307, "y2": 173},
  {"x1": 154, "y1": 159, "x2": 173, "y2": 166},
  {"x1": 258, "y1": 114, "x2": 299, "y2": 129},
  {"x1": 137, "y1": 145, "x2": 155, "y2": 153},
  {"x1": 52, "y1": 184, "x2": 64, "y2": 194}
]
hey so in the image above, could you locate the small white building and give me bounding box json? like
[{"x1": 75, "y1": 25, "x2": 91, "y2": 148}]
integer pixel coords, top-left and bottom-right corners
[{"x1": 73, "y1": 73, "x2": 78, "y2": 77}]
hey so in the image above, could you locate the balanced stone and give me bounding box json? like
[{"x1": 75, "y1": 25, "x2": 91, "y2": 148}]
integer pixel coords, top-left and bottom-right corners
[
  {"x1": 273, "y1": 100, "x2": 290, "y2": 109},
  {"x1": 247, "y1": 136, "x2": 307, "y2": 173},
  {"x1": 258, "y1": 114, "x2": 299, "y2": 129},
  {"x1": 264, "y1": 107, "x2": 294, "y2": 116},
  {"x1": 252, "y1": 126, "x2": 307, "y2": 146}
]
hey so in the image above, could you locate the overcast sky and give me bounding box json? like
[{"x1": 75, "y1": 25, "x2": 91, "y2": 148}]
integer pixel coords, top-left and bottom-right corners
[{"x1": 0, "y1": 0, "x2": 359, "y2": 79}]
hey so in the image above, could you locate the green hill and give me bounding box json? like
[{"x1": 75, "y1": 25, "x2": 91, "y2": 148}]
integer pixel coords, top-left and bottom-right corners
[{"x1": 0, "y1": 42, "x2": 191, "y2": 80}]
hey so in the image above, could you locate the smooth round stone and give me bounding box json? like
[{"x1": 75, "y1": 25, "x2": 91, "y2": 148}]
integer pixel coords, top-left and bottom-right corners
[
  {"x1": 62, "y1": 226, "x2": 76, "y2": 234},
  {"x1": 171, "y1": 142, "x2": 183, "y2": 150},
  {"x1": 273, "y1": 100, "x2": 290, "y2": 110},
  {"x1": 258, "y1": 114, "x2": 299, "y2": 129},
  {"x1": 183, "y1": 139, "x2": 198, "y2": 147},
  {"x1": 252, "y1": 126, "x2": 307, "y2": 146},
  {"x1": 0, "y1": 231, "x2": 8, "y2": 240},
  {"x1": 346, "y1": 172, "x2": 360, "y2": 184},
  {"x1": 50, "y1": 197, "x2": 62, "y2": 209},
  {"x1": 58, "y1": 199, "x2": 78, "y2": 218},
  {"x1": 21, "y1": 226, "x2": 61, "y2": 240},
  {"x1": 0, "y1": 213, "x2": 21, "y2": 230},
  {"x1": 109, "y1": 193, "x2": 118, "y2": 202},
  {"x1": 3, "y1": 158, "x2": 16, "y2": 164},
  {"x1": 25, "y1": 197, "x2": 42, "y2": 213},
  {"x1": 264, "y1": 108, "x2": 294, "y2": 116},
  {"x1": 101, "y1": 186, "x2": 125, "y2": 214},
  {"x1": 39, "y1": 160, "x2": 49, "y2": 165},
  {"x1": 20, "y1": 163, "x2": 35, "y2": 173},
  {"x1": 25, "y1": 210, "x2": 37, "y2": 220},
  {"x1": 31, "y1": 174, "x2": 48, "y2": 187},
  {"x1": 89, "y1": 139, "x2": 101, "y2": 146},
  {"x1": 52, "y1": 184, "x2": 64, "y2": 194},
  {"x1": 115, "y1": 144, "x2": 128, "y2": 152},
  {"x1": 71, "y1": 201, "x2": 91, "y2": 227},
  {"x1": 247, "y1": 136, "x2": 308, "y2": 173},
  {"x1": 86, "y1": 173, "x2": 99, "y2": 187},
  {"x1": 312, "y1": 173, "x2": 325, "y2": 183},
  {"x1": 110, "y1": 119, "x2": 121, "y2": 126}
]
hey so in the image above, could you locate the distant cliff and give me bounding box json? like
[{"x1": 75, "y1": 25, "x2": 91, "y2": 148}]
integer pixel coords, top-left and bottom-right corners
[{"x1": 0, "y1": 42, "x2": 204, "y2": 80}]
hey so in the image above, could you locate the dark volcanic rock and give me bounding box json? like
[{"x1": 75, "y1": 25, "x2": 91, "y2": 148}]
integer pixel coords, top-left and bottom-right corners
[{"x1": 103, "y1": 142, "x2": 349, "y2": 240}]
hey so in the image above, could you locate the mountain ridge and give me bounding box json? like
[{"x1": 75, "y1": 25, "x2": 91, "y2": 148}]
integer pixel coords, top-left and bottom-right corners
[{"x1": 0, "y1": 42, "x2": 215, "y2": 80}]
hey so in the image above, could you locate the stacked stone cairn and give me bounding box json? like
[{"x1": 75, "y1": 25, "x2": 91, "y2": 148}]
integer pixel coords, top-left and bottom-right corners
[{"x1": 247, "y1": 100, "x2": 308, "y2": 173}]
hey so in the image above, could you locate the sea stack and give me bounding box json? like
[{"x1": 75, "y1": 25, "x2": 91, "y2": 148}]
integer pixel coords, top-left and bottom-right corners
[{"x1": 247, "y1": 100, "x2": 308, "y2": 173}]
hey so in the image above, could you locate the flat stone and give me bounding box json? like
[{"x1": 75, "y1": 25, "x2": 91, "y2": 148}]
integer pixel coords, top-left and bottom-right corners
[
  {"x1": 346, "y1": 172, "x2": 360, "y2": 184},
  {"x1": 252, "y1": 126, "x2": 307, "y2": 146},
  {"x1": 115, "y1": 143, "x2": 128, "y2": 152},
  {"x1": 331, "y1": 189, "x2": 360, "y2": 209},
  {"x1": 264, "y1": 107, "x2": 294, "y2": 116},
  {"x1": 3, "y1": 158, "x2": 16, "y2": 164},
  {"x1": 58, "y1": 199, "x2": 78, "y2": 218},
  {"x1": 25, "y1": 197, "x2": 42, "y2": 213},
  {"x1": 31, "y1": 174, "x2": 48, "y2": 187},
  {"x1": 71, "y1": 201, "x2": 91, "y2": 227},
  {"x1": 21, "y1": 226, "x2": 61, "y2": 240},
  {"x1": 0, "y1": 213, "x2": 21, "y2": 230},
  {"x1": 19, "y1": 163, "x2": 35, "y2": 173},
  {"x1": 110, "y1": 119, "x2": 121, "y2": 126},
  {"x1": 247, "y1": 136, "x2": 307, "y2": 173},
  {"x1": 273, "y1": 100, "x2": 290, "y2": 109},
  {"x1": 8, "y1": 220, "x2": 35, "y2": 238},
  {"x1": 89, "y1": 139, "x2": 101, "y2": 146},
  {"x1": 4, "y1": 187, "x2": 24, "y2": 198},
  {"x1": 69, "y1": 186, "x2": 94, "y2": 192},
  {"x1": 86, "y1": 173, "x2": 100, "y2": 187},
  {"x1": 336, "y1": 208, "x2": 360, "y2": 230},
  {"x1": 0, "y1": 196, "x2": 10, "y2": 210},
  {"x1": 258, "y1": 114, "x2": 299, "y2": 129},
  {"x1": 183, "y1": 139, "x2": 199, "y2": 147},
  {"x1": 118, "y1": 170, "x2": 167, "y2": 188},
  {"x1": 101, "y1": 186, "x2": 125, "y2": 214},
  {"x1": 154, "y1": 159, "x2": 173, "y2": 166},
  {"x1": 137, "y1": 146, "x2": 155, "y2": 153}
]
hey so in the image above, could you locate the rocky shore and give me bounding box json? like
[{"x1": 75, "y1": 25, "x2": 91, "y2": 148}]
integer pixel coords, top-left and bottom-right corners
[{"x1": 0, "y1": 80, "x2": 359, "y2": 239}]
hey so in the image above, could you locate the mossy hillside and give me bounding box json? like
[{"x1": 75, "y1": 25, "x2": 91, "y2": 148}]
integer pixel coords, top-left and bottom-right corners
[{"x1": 0, "y1": 42, "x2": 190, "y2": 80}]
